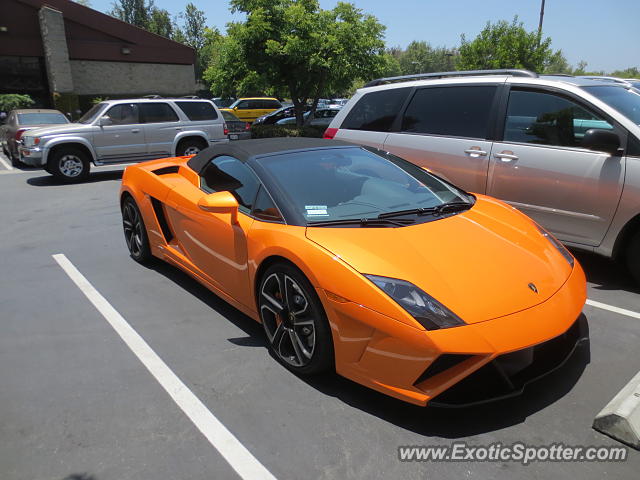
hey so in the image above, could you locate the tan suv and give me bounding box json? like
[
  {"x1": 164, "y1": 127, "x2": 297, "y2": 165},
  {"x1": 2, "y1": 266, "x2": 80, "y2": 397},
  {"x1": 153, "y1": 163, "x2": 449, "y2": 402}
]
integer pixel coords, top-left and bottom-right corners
[
  {"x1": 326, "y1": 69, "x2": 640, "y2": 282},
  {"x1": 19, "y1": 98, "x2": 227, "y2": 182}
]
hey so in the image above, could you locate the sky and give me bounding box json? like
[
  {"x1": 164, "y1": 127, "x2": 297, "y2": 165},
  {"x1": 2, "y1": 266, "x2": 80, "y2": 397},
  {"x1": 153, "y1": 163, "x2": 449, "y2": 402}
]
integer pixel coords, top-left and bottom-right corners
[{"x1": 91, "y1": 0, "x2": 640, "y2": 72}]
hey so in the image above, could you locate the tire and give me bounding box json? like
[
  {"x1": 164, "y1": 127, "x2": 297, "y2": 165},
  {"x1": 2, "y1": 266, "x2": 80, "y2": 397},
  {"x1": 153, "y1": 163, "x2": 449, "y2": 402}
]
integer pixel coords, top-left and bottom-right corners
[
  {"x1": 121, "y1": 196, "x2": 153, "y2": 264},
  {"x1": 626, "y1": 230, "x2": 640, "y2": 285},
  {"x1": 258, "y1": 262, "x2": 334, "y2": 375},
  {"x1": 48, "y1": 147, "x2": 90, "y2": 183},
  {"x1": 176, "y1": 137, "x2": 207, "y2": 156}
]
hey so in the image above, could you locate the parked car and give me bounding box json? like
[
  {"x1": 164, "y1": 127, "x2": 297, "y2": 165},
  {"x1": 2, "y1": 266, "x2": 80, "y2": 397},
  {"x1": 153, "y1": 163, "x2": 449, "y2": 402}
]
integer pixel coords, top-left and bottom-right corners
[
  {"x1": 328, "y1": 98, "x2": 350, "y2": 108},
  {"x1": 220, "y1": 98, "x2": 282, "y2": 123},
  {"x1": 326, "y1": 69, "x2": 640, "y2": 282},
  {"x1": 221, "y1": 110, "x2": 251, "y2": 140},
  {"x1": 120, "y1": 137, "x2": 586, "y2": 406},
  {"x1": 277, "y1": 106, "x2": 342, "y2": 127},
  {"x1": 212, "y1": 97, "x2": 236, "y2": 108},
  {"x1": 1, "y1": 109, "x2": 69, "y2": 165},
  {"x1": 19, "y1": 98, "x2": 227, "y2": 182},
  {"x1": 253, "y1": 105, "x2": 311, "y2": 126}
]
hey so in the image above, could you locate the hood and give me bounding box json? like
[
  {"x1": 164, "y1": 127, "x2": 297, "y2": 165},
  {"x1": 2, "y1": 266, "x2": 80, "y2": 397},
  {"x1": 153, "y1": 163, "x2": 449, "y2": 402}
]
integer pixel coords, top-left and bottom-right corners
[
  {"x1": 24, "y1": 123, "x2": 93, "y2": 138},
  {"x1": 305, "y1": 196, "x2": 572, "y2": 324}
]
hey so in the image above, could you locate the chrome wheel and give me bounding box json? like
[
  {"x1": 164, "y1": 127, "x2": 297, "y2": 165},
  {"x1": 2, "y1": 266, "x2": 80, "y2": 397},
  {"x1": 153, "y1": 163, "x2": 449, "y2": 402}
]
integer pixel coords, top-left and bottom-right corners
[
  {"x1": 58, "y1": 154, "x2": 84, "y2": 177},
  {"x1": 183, "y1": 145, "x2": 201, "y2": 156},
  {"x1": 260, "y1": 272, "x2": 316, "y2": 367},
  {"x1": 122, "y1": 201, "x2": 143, "y2": 257}
]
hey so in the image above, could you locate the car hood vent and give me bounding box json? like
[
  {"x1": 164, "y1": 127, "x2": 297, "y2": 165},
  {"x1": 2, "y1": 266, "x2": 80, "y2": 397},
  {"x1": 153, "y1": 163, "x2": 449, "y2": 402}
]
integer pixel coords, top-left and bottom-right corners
[{"x1": 152, "y1": 165, "x2": 180, "y2": 175}]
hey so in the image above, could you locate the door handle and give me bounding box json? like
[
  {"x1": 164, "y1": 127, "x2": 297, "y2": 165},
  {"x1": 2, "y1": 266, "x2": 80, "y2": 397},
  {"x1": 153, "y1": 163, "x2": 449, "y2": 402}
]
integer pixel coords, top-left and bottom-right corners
[
  {"x1": 464, "y1": 148, "x2": 488, "y2": 157},
  {"x1": 175, "y1": 127, "x2": 182, "y2": 131},
  {"x1": 495, "y1": 151, "x2": 519, "y2": 162},
  {"x1": 131, "y1": 128, "x2": 140, "y2": 133}
]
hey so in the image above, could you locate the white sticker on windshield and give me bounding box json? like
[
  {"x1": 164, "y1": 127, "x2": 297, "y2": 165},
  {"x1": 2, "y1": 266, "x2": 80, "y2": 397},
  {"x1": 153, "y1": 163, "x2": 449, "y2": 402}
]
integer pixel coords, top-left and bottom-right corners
[{"x1": 305, "y1": 205, "x2": 329, "y2": 216}]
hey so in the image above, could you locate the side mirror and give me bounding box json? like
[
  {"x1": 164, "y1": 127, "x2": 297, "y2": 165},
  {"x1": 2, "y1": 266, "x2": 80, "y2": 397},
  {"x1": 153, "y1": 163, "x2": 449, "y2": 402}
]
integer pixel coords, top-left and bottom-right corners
[
  {"x1": 197, "y1": 191, "x2": 239, "y2": 223},
  {"x1": 581, "y1": 129, "x2": 621, "y2": 155},
  {"x1": 98, "y1": 115, "x2": 113, "y2": 126}
]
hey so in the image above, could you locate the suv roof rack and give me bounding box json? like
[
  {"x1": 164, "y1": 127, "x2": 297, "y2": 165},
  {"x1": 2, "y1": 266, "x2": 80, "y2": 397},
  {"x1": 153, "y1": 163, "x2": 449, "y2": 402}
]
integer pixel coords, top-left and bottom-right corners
[
  {"x1": 143, "y1": 94, "x2": 162, "y2": 99},
  {"x1": 363, "y1": 69, "x2": 538, "y2": 88}
]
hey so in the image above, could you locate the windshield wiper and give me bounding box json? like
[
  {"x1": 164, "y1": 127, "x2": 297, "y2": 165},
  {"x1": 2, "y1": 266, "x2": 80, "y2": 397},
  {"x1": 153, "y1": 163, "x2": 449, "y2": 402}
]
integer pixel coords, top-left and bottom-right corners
[
  {"x1": 307, "y1": 217, "x2": 415, "y2": 227},
  {"x1": 377, "y1": 201, "x2": 473, "y2": 219}
]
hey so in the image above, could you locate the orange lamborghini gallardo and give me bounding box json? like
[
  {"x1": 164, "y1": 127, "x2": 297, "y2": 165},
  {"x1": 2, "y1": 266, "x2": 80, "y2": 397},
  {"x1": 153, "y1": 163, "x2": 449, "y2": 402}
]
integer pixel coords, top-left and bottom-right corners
[{"x1": 120, "y1": 138, "x2": 587, "y2": 407}]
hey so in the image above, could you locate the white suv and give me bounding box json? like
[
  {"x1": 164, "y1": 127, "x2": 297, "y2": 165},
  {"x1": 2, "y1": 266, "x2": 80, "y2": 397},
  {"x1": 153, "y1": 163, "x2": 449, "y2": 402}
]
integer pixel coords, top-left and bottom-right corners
[
  {"x1": 19, "y1": 98, "x2": 228, "y2": 182},
  {"x1": 325, "y1": 69, "x2": 640, "y2": 282}
]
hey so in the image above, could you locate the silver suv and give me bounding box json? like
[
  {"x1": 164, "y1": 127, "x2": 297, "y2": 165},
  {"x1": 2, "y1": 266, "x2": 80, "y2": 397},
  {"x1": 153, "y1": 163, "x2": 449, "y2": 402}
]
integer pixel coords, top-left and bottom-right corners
[
  {"x1": 326, "y1": 69, "x2": 640, "y2": 282},
  {"x1": 19, "y1": 98, "x2": 227, "y2": 182}
]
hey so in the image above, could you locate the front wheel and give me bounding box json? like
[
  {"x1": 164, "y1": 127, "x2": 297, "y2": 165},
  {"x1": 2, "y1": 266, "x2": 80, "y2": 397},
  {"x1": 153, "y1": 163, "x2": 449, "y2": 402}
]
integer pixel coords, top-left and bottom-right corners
[
  {"x1": 48, "y1": 147, "x2": 90, "y2": 183},
  {"x1": 258, "y1": 263, "x2": 334, "y2": 375},
  {"x1": 626, "y1": 230, "x2": 640, "y2": 285}
]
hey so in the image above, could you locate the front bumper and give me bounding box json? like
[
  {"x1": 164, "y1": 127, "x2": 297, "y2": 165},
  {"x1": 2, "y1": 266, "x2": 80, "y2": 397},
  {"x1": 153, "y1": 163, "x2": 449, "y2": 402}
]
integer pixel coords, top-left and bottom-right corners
[
  {"x1": 18, "y1": 145, "x2": 45, "y2": 166},
  {"x1": 322, "y1": 262, "x2": 587, "y2": 406}
]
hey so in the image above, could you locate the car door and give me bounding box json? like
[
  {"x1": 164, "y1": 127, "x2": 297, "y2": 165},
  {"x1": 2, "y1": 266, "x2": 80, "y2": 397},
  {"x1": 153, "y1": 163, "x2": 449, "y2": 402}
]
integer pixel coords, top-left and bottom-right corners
[
  {"x1": 382, "y1": 84, "x2": 499, "y2": 194},
  {"x1": 93, "y1": 103, "x2": 147, "y2": 161},
  {"x1": 487, "y1": 87, "x2": 625, "y2": 247},
  {"x1": 231, "y1": 100, "x2": 253, "y2": 122},
  {"x1": 164, "y1": 155, "x2": 259, "y2": 307},
  {"x1": 139, "y1": 102, "x2": 181, "y2": 157}
]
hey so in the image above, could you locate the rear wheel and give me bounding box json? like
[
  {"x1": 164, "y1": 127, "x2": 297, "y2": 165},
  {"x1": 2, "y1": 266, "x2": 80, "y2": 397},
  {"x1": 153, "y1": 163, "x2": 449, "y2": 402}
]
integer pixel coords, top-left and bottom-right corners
[
  {"x1": 121, "y1": 196, "x2": 152, "y2": 264},
  {"x1": 176, "y1": 137, "x2": 207, "y2": 156},
  {"x1": 626, "y1": 230, "x2": 640, "y2": 285},
  {"x1": 258, "y1": 263, "x2": 334, "y2": 375},
  {"x1": 48, "y1": 147, "x2": 90, "y2": 183}
]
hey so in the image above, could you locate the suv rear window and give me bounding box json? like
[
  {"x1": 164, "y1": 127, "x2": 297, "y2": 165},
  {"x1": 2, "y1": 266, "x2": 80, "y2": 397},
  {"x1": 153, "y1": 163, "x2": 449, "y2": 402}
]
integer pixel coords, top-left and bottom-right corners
[
  {"x1": 401, "y1": 86, "x2": 497, "y2": 139},
  {"x1": 341, "y1": 88, "x2": 410, "y2": 132},
  {"x1": 175, "y1": 101, "x2": 218, "y2": 121},
  {"x1": 140, "y1": 103, "x2": 179, "y2": 123}
]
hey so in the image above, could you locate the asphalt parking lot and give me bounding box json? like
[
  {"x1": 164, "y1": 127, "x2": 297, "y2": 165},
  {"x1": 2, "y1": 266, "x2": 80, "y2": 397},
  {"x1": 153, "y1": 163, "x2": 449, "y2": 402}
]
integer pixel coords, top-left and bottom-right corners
[{"x1": 1, "y1": 155, "x2": 639, "y2": 480}]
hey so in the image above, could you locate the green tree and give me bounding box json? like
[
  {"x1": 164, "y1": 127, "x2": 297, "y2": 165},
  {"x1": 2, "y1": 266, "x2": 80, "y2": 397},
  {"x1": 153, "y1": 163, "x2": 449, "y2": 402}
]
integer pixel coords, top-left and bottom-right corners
[
  {"x1": 148, "y1": 6, "x2": 174, "y2": 38},
  {"x1": 181, "y1": 3, "x2": 208, "y2": 78},
  {"x1": 0, "y1": 94, "x2": 35, "y2": 112},
  {"x1": 457, "y1": 17, "x2": 553, "y2": 72},
  {"x1": 210, "y1": 0, "x2": 387, "y2": 125},
  {"x1": 398, "y1": 41, "x2": 456, "y2": 75},
  {"x1": 110, "y1": 0, "x2": 150, "y2": 29},
  {"x1": 543, "y1": 49, "x2": 573, "y2": 74},
  {"x1": 610, "y1": 67, "x2": 640, "y2": 78}
]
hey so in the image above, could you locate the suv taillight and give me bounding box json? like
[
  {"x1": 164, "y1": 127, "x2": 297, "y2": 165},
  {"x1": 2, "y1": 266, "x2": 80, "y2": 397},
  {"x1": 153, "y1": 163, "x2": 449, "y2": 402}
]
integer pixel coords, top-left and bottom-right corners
[
  {"x1": 223, "y1": 122, "x2": 229, "y2": 136},
  {"x1": 323, "y1": 127, "x2": 338, "y2": 139},
  {"x1": 245, "y1": 122, "x2": 251, "y2": 130},
  {"x1": 15, "y1": 128, "x2": 27, "y2": 141}
]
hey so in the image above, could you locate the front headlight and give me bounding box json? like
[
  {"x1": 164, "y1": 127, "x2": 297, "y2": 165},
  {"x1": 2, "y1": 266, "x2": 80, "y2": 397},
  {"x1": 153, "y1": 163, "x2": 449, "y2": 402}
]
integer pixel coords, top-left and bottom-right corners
[
  {"x1": 535, "y1": 224, "x2": 574, "y2": 267},
  {"x1": 364, "y1": 275, "x2": 466, "y2": 330}
]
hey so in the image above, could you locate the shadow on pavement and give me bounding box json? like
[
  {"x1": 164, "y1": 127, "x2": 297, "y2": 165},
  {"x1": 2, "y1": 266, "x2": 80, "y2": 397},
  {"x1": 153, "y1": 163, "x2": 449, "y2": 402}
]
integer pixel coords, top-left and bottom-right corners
[
  {"x1": 572, "y1": 250, "x2": 639, "y2": 294},
  {"x1": 26, "y1": 170, "x2": 123, "y2": 186},
  {"x1": 62, "y1": 474, "x2": 96, "y2": 480},
  {"x1": 146, "y1": 258, "x2": 591, "y2": 438}
]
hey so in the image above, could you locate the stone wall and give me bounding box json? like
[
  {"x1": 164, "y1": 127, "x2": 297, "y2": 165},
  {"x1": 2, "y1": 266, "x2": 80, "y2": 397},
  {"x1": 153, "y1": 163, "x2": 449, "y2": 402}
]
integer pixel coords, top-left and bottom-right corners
[{"x1": 70, "y1": 60, "x2": 196, "y2": 97}]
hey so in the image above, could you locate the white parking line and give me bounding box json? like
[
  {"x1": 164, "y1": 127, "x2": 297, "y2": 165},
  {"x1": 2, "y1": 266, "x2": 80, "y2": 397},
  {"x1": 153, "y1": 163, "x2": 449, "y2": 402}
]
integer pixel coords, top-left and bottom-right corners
[
  {"x1": 586, "y1": 299, "x2": 640, "y2": 320},
  {"x1": 0, "y1": 155, "x2": 13, "y2": 171},
  {"x1": 52, "y1": 253, "x2": 277, "y2": 480}
]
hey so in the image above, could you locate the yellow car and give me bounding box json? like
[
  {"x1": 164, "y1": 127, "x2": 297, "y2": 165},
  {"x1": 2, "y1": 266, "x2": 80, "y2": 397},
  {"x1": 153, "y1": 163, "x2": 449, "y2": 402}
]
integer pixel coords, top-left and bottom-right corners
[{"x1": 220, "y1": 97, "x2": 283, "y2": 123}]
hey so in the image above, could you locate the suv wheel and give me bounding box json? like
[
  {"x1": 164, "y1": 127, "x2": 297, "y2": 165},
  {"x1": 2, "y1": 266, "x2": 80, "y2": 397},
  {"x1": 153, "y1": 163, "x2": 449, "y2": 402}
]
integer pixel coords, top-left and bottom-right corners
[
  {"x1": 48, "y1": 147, "x2": 90, "y2": 183},
  {"x1": 176, "y1": 138, "x2": 207, "y2": 156},
  {"x1": 626, "y1": 230, "x2": 640, "y2": 285}
]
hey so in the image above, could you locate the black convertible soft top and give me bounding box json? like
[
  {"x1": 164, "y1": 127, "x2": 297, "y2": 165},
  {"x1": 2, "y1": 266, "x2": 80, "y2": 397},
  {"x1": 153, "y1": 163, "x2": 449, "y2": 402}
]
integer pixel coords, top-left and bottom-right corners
[{"x1": 186, "y1": 137, "x2": 355, "y2": 174}]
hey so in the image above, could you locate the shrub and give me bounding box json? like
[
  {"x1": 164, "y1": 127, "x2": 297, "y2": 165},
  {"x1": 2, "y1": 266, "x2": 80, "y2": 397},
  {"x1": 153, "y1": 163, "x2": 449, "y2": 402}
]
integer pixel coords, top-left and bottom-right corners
[
  {"x1": 0, "y1": 94, "x2": 35, "y2": 112},
  {"x1": 250, "y1": 124, "x2": 325, "y2": 139}
]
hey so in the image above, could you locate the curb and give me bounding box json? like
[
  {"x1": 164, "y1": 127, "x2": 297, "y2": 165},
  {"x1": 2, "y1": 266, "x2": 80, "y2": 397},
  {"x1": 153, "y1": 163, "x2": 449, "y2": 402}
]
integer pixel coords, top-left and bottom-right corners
[{"x1": 593, "y1": 370, "x2": 640, "y2": 450}]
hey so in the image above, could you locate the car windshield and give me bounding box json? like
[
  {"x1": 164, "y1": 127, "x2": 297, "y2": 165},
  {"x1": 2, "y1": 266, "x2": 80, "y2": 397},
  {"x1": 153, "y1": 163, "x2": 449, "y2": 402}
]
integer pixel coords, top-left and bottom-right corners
[
  {"x1": 583, "y1": 85, "x2": 640, "y2": 125},
  {"x1": 259, "y1": 147, "x2": 471, "y2": 224},
  {"x1": 221, "y1": 110, "x2": 241, "y2": 122},
  {"x1": 17, "y1": 113, "x2": 68, "y2": 125},
  {"x1": 77, "y1": 103, "x2": 106, "y2": 124}
]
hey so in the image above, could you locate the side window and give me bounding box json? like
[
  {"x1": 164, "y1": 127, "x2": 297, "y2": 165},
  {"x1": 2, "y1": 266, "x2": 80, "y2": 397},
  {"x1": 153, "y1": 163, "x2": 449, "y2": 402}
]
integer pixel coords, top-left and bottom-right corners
[
  {"x1": 175, "y1": 101, "x2": 218, "y2": 121},
  {"x1": 235, "y1": 100, "x2": 250, "y2": 109},
  {"x1": 628, "y1": 135, "x2": 640, "y2": 158},
  {"x1": 200, "y1": 156, "x2": 260, "y2": 212},
  {"x1": 341, "y1": 88, "x2": 411, "y2": 132},
  {"x1": 266, "y1": 100, "x2": 281, "y2": 109},
  {"x1": 105, "y1": 103, "x2": 139, "y2": 125},
  {"x1": 140, "y1": 103, "x2": 179, "y2": 123},
  {"x1": 252, "y1": 186, "x2": 284, "y2": 222},
  {"x1": 401, "y1": 86, "x2": 497, "y2": 139},
  {"x1": 504, "y1": 90, "x2": 614, "y2": 147}
]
